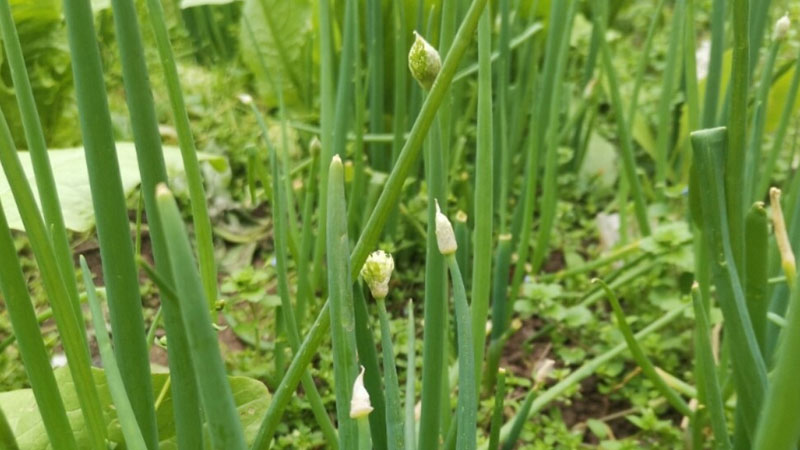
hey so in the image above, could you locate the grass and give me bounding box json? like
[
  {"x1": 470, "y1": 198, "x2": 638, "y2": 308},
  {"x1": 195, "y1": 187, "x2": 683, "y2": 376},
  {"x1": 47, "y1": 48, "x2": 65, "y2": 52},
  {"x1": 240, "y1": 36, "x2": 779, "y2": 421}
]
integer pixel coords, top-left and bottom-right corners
[{"x1": 2, "y1": 0, "x2": 800, "y2": 449}]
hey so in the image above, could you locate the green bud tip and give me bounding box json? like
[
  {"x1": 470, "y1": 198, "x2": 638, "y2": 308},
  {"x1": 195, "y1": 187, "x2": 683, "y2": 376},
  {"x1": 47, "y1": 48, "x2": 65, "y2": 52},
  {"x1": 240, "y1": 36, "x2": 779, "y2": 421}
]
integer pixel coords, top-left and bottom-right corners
[{"x1": 408, "y1": 31, "x2": 441, "y2": 90}]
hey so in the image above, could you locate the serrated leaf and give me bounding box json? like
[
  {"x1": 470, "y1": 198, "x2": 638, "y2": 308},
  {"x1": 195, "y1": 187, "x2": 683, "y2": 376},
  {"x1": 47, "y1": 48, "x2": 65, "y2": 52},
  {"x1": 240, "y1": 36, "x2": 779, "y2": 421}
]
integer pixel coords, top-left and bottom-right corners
[{"x1": 238, "y1": 0, "x2": 312, "y2": 107}]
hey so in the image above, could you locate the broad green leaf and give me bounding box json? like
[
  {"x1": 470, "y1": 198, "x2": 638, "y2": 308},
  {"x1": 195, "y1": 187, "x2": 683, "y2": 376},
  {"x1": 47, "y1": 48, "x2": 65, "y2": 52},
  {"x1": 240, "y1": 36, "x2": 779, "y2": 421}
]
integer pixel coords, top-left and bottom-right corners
[
  {"x1": 0, "y1": 367, "x2": 269, "y2": 449},
  {"x1": 238, "y1": 0, "x2": 312, "y2": 107},
  {"x1": 1, "y1": 0, "x2": 71, "y2": 148},
  {"x1": 0, "y1": 142, "x2": 228, "y2": 232}
]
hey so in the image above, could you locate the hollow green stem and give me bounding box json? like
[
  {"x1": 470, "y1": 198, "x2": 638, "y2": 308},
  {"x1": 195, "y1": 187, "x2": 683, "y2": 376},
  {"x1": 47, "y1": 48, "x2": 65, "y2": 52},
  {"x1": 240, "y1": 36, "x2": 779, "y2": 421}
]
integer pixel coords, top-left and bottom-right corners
[
  {"x1": 691, "y1": 127, "x2": 766, "y2": 439},
  {"x1": 268, "y1": 121, "x2": 338, "y2": 446},
  {"x1": 143, "y1": 0, "x2": 218, "y2": 309},
  {"x1": 62, "y1": 0, "x2": 158, "y2": 440},
  {"x1": 531, "y1": 0, "x2": 581, "y2": 271},
  {"x1": 745, "y1": 202, "x2": 769, "y2": 353},
  {"x1": 445, "y1": 253, "x2": 477, "y2": 449},
  {"x1": 0, "y1": 0, "x2": 84, "y2": 346},
  {"x1": 81, "y1": 257, "x2": 148, "y2": 450},
  {"x1": 753, "y1": 257, "x2": 800, "y2": 449},
  {"x1": 0, "y1": 202, "x2": 75, "y2": 449},
  {"x1": 358, "y1": 417, "x2": 372, "y2": 450},
  {"x1": 725, "y1": 0, "x2": 750, "y2": 269},
  {"x1": 702, "y1": 0, "x2": 726, "y2": 127},
  {"x1": 470, "y1": 5, "x2": 494, "y2": 387},
  {"x1": 0, "y1": 110, "x2": 106, "y2": 450},
  {"x1": 376, "y1": 297, "x2": 405, "y2": 450},
  {"x1": 691, "y1": 285, "x2": 731, "y2": 449},
  {"x1": 353, "y1": 283, "x2": 388, "y2": 450},
  {"x1": 326, "y1": 156, "x2": 360, "y2": 450},
  {"x1": 404, "y1": 300, "x2": 417, "y2": 450},
  {"x1": 156, "y1": 186, "x2": 246, "y2": 449},
  {"x1": 488, "y1": 368, "x2": 507, "y2": 450}
]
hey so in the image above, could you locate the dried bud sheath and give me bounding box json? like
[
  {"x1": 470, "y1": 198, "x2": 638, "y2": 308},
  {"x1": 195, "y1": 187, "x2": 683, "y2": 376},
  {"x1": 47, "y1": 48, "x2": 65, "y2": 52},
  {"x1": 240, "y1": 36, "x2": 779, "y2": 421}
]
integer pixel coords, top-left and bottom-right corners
[{"x1": 770, "y1": 187, "x2": 796, "y2": 287}]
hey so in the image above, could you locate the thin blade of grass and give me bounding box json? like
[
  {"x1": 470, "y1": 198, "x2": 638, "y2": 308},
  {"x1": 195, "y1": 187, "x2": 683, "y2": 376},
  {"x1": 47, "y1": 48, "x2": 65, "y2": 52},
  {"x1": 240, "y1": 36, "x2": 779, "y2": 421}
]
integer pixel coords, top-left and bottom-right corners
[
  {"x1": 594, "y1": 279, "x2": 691, "y2": 417},
  {"x1": 494, "y1": 305, "x2": 689, "y2": 449}
]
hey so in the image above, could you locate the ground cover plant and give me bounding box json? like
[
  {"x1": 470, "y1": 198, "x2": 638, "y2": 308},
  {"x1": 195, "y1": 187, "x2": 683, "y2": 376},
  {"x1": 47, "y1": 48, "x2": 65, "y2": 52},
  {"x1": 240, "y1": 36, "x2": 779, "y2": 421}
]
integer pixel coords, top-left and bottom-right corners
[{"x1": 0, "y1": 0, "x2": 800, "y2": 448}]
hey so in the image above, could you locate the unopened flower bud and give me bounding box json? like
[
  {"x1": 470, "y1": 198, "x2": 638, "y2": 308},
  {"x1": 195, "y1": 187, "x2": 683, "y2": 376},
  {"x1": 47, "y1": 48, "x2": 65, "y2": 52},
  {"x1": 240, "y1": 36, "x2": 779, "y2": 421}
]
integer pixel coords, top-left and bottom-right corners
[
  {"x1": 775, "y1": 14, "x2": 791, "y2": 41},
  {"x1": 408, "y1": 31, "x2": 441, "y2": 90},
  {"x1": 237, "y1": 93, "x2": 253, "y2": 105},
  {"x1": 435, "y1": 200, "x2": 457, "y2": 255},
  {"x1": 350, "y1": 366, "x2": 373, "y2": 419},
  {"x1": 534, "y1": 358, "x2": 555, "y2": 385},
  {"x1": 361, "y1": 250, "x2": 395, "y2": 299},
  {"x1": 309, "y1": 136, "x2": 322, "y2": 155}
]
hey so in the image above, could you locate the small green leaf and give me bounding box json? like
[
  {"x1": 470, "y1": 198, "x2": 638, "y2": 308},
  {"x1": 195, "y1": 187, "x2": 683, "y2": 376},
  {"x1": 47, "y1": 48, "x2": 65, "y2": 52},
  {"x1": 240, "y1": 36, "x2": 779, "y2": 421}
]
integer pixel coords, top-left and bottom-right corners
[
  {"x1": 586, "y1": 418, "x2": 609, "y2": 439},
  {"x1": 578, "y1": 133, "x2": 618, "y2": 188}
]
